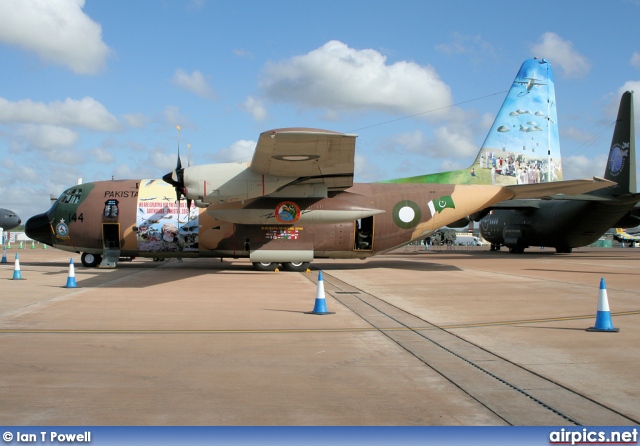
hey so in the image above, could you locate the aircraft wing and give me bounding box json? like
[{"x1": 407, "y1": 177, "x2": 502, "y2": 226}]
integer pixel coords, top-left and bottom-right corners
[
  {"x1": 250, "y1": 128, "x2": 357, "y2": 192},
  {"x1": 505, "y1": 177, "x2": 616, "y2": 199}
]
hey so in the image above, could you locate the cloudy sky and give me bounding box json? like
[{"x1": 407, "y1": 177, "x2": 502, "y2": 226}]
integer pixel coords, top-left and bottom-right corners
[{"x1": 1, "y1": 0, "x2": 640, "y2": 221}]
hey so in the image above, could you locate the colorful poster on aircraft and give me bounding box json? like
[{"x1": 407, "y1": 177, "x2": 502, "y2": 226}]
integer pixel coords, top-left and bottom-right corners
[{"x1": 136, "y1": 179, "x2": 199, "y2": 252}]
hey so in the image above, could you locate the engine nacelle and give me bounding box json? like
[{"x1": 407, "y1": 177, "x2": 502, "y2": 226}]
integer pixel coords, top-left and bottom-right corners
[{"x1": 183, "y1": 162, "x2": 295, "y2": 204}]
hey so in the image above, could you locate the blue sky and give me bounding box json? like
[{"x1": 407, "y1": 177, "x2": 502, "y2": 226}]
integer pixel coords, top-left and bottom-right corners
[{"x1": 1, "y1": 0, "x2": 640, "y2": 221}]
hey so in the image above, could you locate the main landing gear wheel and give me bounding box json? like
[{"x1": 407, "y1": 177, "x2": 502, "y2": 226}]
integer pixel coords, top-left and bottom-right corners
[
  {"x1": 252, "y1": 262, "x2": 279, "y2": 271},
  {"x1": 81, "y1": 252, "x2": 102, "y2": 267},
  {"x1": 508, "y1": 246, "x2": 525, "y2": 254},
  {"x1": 555, "y1": 247, "x2": 573, "y2": 254},
  {"x1": 282, "y1": 261, "x2": 310, "y2": 272}
]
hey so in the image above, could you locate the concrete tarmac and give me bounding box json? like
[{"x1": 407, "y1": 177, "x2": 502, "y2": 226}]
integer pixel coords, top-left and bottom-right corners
[{"x1": 0, "y1": 245, "x2": 638, "y2": 425}]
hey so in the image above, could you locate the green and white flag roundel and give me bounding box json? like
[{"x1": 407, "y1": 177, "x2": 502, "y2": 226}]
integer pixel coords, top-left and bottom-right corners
[
  {"x1": 392, "y1": 200, "x2": 421, "y2": 229},
  {"x1": 428, "y1": 195, "x2": 455, "y2": 216}
]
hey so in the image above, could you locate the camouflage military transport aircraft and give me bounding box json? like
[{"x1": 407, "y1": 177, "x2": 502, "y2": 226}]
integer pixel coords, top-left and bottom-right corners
[
  {"x1": 24, "y1": 127, "x2": 611, "y2": 270},
  {"x1": 25, "y1": 61, "x2": 614, "y2": 270}
]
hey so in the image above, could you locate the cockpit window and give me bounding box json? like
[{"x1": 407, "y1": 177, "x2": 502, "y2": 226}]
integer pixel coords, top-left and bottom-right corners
[{"x1": 59, "y1": 188, "x2": 83, "y2": 204}]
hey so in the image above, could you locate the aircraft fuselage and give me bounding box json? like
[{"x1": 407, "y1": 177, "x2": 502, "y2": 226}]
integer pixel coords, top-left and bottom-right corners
[{"x1": 26, "y1": 179, "x2": 512, "y2": 269}]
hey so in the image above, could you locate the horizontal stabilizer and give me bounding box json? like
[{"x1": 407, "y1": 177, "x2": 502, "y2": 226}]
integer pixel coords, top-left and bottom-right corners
[{"x1": 505, "y1": 177, "x2": 616, "y2": 200}]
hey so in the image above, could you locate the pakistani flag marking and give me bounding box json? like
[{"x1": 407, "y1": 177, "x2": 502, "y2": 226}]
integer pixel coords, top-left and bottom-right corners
[{"x1": 428, "y1": 195, "x2": 456, "y2": 216}]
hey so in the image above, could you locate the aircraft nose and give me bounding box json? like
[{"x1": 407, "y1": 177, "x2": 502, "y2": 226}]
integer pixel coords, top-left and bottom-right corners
[{"x1": 25, "y1": 213, "x2": 55, "y2": 246}]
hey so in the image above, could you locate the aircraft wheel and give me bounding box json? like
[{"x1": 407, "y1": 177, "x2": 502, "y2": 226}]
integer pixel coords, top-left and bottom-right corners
[
  {"x1": 508, "y1": 246, "x2": 525, "y2": 254},
  {"x1": 81, "y1": 252, "x2": 101, "y2": 267},
  {"x1": 252, "y1": 262, "x2": 279, "y2": 271},
  {"x1": 282, "y1": 261, "x2": 310, "y2": 272},
  {"x1": 555, "y1": 247, "x2": 573, "y2": 254}
]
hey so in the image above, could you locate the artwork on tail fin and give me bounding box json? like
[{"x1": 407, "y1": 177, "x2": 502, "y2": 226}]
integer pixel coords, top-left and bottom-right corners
[{"x1": 384, "y1": 58, "x2": 561, "y2": 186}]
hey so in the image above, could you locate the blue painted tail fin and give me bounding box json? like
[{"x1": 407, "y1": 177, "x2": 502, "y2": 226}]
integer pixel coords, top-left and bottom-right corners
[{"x1": 384, "y1": 58, "x2": 561, "y2": 185}]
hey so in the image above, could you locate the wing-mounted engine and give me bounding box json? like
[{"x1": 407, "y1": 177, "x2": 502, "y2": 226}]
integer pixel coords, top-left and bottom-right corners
[
  {"x1": 181, "y1": 162, "x2": 296, "y2": 204},
  {"x1": 163, "y1": 127, "x2": 358, "y2": 205}
]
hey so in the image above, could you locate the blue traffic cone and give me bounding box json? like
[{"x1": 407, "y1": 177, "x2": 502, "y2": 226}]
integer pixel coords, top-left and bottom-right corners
[
  {"x1": 64, "y1": 258, "x2": 77, "y2": 288},
  {"x1": 587, "y1": 278, "x2": 619, "y2": 332},
  {"x1": 1, "y1": 245, "x2": 6, "y2": 263},
  {"x1": 11, "y1": 253, "x2": 23, "y2": 280},
  {"x1": 307, "y1": 271, "x2": 334, "y2": 315}
]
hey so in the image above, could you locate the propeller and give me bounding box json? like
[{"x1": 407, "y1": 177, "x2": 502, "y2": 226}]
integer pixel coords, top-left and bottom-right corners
[{"x1": 162, "y1": 126, "x2": 193, "y2": 222}]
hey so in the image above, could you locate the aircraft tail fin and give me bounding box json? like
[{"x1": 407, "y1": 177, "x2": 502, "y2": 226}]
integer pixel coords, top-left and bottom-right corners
[
  {"x1": 384, "y1": 58, "x2": 560, "y2": 186},
  {"x1": 603, "y1": 91, "x2": 636, "y2": 195}
]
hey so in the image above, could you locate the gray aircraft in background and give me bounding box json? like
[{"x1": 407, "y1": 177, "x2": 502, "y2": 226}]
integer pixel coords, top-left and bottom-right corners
[{"x1": 0, "y1": 208, "x2": 21, "y2": 230}]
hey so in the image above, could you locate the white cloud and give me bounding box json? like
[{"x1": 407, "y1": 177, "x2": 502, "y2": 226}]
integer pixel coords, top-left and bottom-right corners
[
  {"x1": 112, "y1": 150, "x2": 176, "y2": 180},
  {"x1": 631, "y1": 52, "x2": 640, "y2": 69},
  {"x1": 0, "y1": 0, "x2": 111, "y2": 74},
  {"x1": 563, "y1": 154, "x2": 608, "y2": 180},
  {"x1": 354, "y1": 153, "x2": 385, "y2": 182},
  {"x1": 241, "y1": 96, "x2": 268, "y2": 121},
  {"x1": 214, "y1": 140, "x2": 256, "y2": 163},
  {"x1": 260, "y1": 40, "x2": 453, "y2": 119},
  {"x1": 122, "y1": 113, "x2": 149, "y2": 128},
  {"x1": 186, "y1": 0, "x2": 205, "y2": 11},
  {"x1": 18, "y1": 124, "x2": 78, "y2": 151},
  {"x1": 163, "y1": 106, "x2": 191, "y2": 129},
  {"x1": 90, "y1": 147, "x2": 115, "y2": 164},
  {"x1": 435, "y1": 32, "x2": 496, "y2": 57},
  {"x1": 562, "y1": 125, "x2": 596, "y2": 143},
  {"x1": 172, "y1": 69, "x2": 216, "y2": 99},
  {"x1": 431, "y1": 125, "x2": 477, "y2": 159},
  {"x1": 531, "y1": 32, "x2": 590, "y2": 78},
  {"x1": 13, "y1": 165, "x2": 40, "y2": 183},
  {"x1": 0, "y1": 96, "x2": 120, "y2": 131},
  {"x1": 380, "y1": 123, "x2": 477, "y2": 160},
  {"x1": 233, "y1": 48, "x2": 253, "y2": 59}
]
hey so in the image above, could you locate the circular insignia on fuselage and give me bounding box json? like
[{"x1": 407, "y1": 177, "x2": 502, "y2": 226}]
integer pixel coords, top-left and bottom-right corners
[
  {"x1": 55, "y1": 220, "x2": 69, "y2": 239},
  {"x1": 392, "y1": 200, "x2": 421, "y2": 229},
  {"x1": 275, "y1": 201, "x2": 301, "y2": 223}
]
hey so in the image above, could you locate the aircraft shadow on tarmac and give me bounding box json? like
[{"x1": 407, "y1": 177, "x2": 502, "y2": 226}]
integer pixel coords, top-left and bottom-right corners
[
  {"x1": 19, "y1": 256, "x2": 461, "y2": 289},
  {"x1": 311, "y1": 259, "x2": 460, "y2": 272}
]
